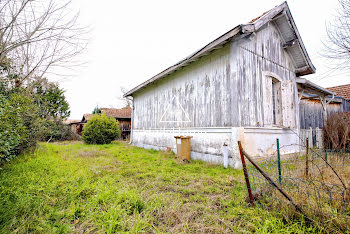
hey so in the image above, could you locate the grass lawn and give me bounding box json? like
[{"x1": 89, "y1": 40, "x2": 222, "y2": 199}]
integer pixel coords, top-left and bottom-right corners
[{"x1": 0, "y1": 141, "x2": 316, "y2": 233}]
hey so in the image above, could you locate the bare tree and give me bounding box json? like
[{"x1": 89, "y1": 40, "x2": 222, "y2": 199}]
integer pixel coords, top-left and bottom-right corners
[
  {"x1": 323, "y1": 0, "x2": 350, "y2": 71},
  {"x1": 119, "y1": 87, "x2": 132, "y2": 108},
  {"x1": 0, "y1": 0, "x2": 88, "y2": 86}
]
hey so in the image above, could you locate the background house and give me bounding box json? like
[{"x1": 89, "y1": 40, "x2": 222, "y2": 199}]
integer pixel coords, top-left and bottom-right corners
[
  {"x1": 125, "y1": 2, "x2": 326, "y2": 168},
  {"x1": 66, "y1": 114, "x2": 92, "y2": 135},
  {"x1": 67, "y1": 108, "x2": 132, "y2": 139},
  {"x1": 100, "y1": 107, "x2": 132, "y2": 139},
  {"x1": 63, "y1": 119, "x2": 82, "y2": 135}
]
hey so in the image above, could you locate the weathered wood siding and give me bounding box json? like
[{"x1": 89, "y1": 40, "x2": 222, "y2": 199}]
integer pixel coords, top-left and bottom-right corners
[
  {"x1": 342, "y1": 98, "x2": 350, "y2": 111},
  {"x1": 299, "y1": 98, "x2": 350, "y2": 129},
  {"x1": 133, "y1": 23, "x2": 298, "y2": 129},
  {"x1": 133, "y1": 42, "x2": 232, "y2": 129},
  {"x1": 234, "y1": 23, "x2": 297, "y2": 128}
]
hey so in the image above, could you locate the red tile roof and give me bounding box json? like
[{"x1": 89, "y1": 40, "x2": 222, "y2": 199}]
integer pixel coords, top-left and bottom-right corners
[
  {"x1": 101, "y1": 107, "x2": 131, "y2": 119},
  {"x1": 327, "y1": 84, "x2": 350, "y2": 100}
]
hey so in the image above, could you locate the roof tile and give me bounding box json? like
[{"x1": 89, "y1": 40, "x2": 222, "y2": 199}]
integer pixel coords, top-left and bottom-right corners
[
  {"x1": 327, "y1": 84, "x2": 350, "y2": 100},
  {"x1": 101, "y1": 107, "x2": 132, "y2": 118}
]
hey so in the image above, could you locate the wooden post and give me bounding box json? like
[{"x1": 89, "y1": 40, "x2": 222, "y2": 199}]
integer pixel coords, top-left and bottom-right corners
[
  {"x1": 238, "y1": 141, "x2": 254, "y2": 207},
  {"x1": 320, "y1": 96, "x2": 328, "y2": 128},
  {"x1": 305, "y1": 138, "x2": 309, "y2": 178},
  {"x1": 320, "y1": 94, "x2": 335, "y2": 128}
]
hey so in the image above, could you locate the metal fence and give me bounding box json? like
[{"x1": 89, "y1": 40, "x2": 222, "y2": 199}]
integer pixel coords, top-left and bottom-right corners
[{"x1": 238, "y1": 139, "x2": 350, "y2": 232}]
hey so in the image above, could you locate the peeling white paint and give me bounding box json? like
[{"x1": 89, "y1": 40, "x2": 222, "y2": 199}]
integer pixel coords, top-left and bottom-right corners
[{"x1": 131, "y1": 23, "x2": 302, "y2": 167}]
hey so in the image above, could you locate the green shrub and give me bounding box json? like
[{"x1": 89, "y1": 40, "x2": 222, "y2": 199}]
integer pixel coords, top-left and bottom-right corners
[
  {"x1": 37, "y1": 119, "x2": 80, "y2": 142},
  {"x1": 0, "y1": 91, "x2": 75, "y2": 162},
  {"x1": 0, "y1": 95, "x2": 24, "y2": 159},
  {"x1": 82, "y1": 114, "x2": 120, "y2": 144},
  {"x1": 0, "y1": 94, "x2": 41, "y2": 160}
]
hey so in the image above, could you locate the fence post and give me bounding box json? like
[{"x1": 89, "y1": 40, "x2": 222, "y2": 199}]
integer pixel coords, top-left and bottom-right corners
[
  {"x1": 238, "y1": 141, "x2": 254, "y2": 207},
  {"x1": 238, "y1": 143, "x2": 310, "y2": 222},
  {"x1": 305, "y1": 138, "x2": 309, "y2": 178},
  {"x1": 325, "y1": 149, "x2": 328, "y2": 164},
  {"x1": 277, "y1": 138, "x2": 282, "y2": 186}
]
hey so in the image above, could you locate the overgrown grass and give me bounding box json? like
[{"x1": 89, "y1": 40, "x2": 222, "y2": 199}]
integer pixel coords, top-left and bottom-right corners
[{"x1": 0, "y1": 141, "x2": 317, "y2": 233}]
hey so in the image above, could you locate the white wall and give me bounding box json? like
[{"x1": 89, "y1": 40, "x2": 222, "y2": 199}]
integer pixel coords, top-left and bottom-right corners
[
  {"x1": 132, "y1": 127, "x2": 300, "y2": 168},
  {"x1": 242, "y1": 127, "x2": 300, "y2": 158}
]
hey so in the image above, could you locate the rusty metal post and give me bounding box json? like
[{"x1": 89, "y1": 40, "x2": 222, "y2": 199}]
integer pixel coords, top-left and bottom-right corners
[
  {"x1": 305, "y1": 138, "x2": 309, "y2": 178},
  {"x1": 238, "y1": 143, "x2": 311, "y2": 222},
  {"x1": 238, "y1": 141, "x2": 254, "y2": 207}
]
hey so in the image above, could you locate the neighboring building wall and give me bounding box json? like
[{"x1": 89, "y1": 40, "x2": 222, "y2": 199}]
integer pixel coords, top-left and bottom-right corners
[
  {"x1": 132, "y1": 23, "x2": 300, "y2": 167},
  {"x1": 342, "y1": 98, "x2": 350, "y2": 111},
  {"x1": 117, "y1": 118, "x2": 131, "y2": 139},
  {"x1": 299, "y1": 98, "x2": 350, "y2": 129},
  {"x1": 299, "y1": 127, "x2": 324, "y2": 149}
]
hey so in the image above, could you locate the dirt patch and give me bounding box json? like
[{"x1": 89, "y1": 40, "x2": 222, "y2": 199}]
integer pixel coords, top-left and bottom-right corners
[
  {"x1": 73, "y1": 220, "x2": 98, "y2": 233},
  {"x1": 51, "y1": 141, "x2": 82, "y2": 146},
  {"x1": 101, "y1": 165, "x2": 116, "y2": 172},
  {"x1": 78, "y1": 150, "x2": 106, "y2": 158}
]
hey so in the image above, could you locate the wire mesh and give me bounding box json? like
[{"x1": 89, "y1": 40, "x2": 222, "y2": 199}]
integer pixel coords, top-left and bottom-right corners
[{"x1": 243, "y1": 142, "x2": 350, "y2": 232}]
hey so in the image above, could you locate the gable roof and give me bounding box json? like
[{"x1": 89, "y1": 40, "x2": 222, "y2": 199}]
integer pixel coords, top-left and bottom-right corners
[
  {"x1": 101, "y1": 107, "x2": 132, "y2": 119},
  {"x1": 327, "y1": 84, "x2": 350, "y2": 100},
  {"x1": 125, "y1": 1, "x2": 315, "y2": 97}
]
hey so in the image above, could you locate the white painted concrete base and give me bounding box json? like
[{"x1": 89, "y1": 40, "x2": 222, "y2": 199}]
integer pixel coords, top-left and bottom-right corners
[
  {"x1": 132, "y1": 127, "x2": 300, "y2": 168},
  {"x1": 243, "y1": 127, "x2": 300, "y2": 157}
]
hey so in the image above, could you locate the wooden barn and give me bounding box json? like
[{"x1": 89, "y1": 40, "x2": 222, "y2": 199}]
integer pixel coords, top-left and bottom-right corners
[{"x1": 124, "y1": 2, "x2": 335, "y2": 167}]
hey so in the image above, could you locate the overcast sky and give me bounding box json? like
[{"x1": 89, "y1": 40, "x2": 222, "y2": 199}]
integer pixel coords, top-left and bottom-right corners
[{"x1": 62, "y1": 0, "x2": 349, "y2": 119}]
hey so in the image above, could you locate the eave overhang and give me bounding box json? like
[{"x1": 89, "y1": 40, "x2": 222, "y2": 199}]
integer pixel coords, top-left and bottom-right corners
[{"x1": 296, "y1": 78, "x2": 335, "y2": 97}]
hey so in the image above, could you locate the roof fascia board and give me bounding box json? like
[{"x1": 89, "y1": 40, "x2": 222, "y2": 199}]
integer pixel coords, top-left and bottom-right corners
[
  {"x1": 242, "y1": 1, "x2": 315, "y2": 75},
  {"x1": 243, "y1": 3, "x2": 286, "y2": 33},
  {"x1": 296, "y1": 78, "x2": 335, "y2": 96},
  {"x1": 283, "y1": 3, "x2": 316, "y2": 74},
  {"x1": 124, "y1": 26, "x2": 241, "y2": 97}
]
